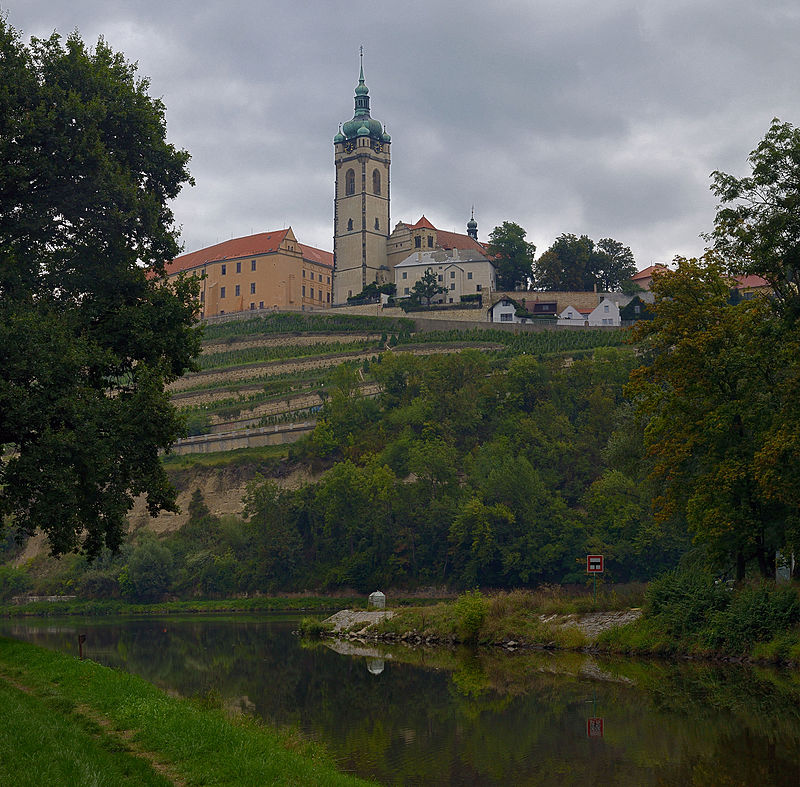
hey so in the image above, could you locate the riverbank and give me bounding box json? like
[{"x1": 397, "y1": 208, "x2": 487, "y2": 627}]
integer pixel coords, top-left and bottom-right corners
[
  {"x1": 315, "y1": 580, "x2": 800, "y2": 666},
  {"x1": 0, "y1": 636, "x2": 374, "y2": 786},
  {"x1": 315, "y1": 590, "x2": 644, "y2": 650}
]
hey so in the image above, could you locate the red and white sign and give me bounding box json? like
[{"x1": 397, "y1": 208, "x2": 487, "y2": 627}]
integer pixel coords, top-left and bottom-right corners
[
  {"x1": 587, "y1": 717, "x2": 604, "y2": 738},
  {"x1": 587, "y1": 555, "x2": 604, "y2": 573}
]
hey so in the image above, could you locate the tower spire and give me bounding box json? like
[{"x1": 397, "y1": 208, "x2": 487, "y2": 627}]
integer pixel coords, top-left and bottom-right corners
[{"x1": 467, "y1": 206, "x2": 478, "y2": 240}]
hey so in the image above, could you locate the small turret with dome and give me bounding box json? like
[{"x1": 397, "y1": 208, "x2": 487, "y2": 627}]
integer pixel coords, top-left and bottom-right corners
[
  {"x1": 335, "y1": 48, "x2": 389, "y2": 144},
  {"x1": 467, "y1": 207, "x2": 478, "y2": 240}
]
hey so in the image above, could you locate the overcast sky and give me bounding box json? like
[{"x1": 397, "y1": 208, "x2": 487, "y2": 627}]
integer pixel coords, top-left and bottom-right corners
[{"x1": 8, "y1": 1, "x2": 800, "y2": 270}]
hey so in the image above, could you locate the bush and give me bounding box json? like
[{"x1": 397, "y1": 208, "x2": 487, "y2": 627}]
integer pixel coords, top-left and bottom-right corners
[
  {"x1": 454, "y1": 590, "x2": 489, "y2": 643},
  {"x1": 0, "y1": 565, "x2": 32, "y2": 601},
  {"x1": 644, "y1": 567, "x2": 729, "y2": 639},
  {"x1": 704, "y1": 584, "x2": 800, "y2": 653}
]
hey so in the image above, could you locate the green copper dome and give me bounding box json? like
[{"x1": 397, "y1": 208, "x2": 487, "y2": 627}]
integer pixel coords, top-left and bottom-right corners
[{"x1": 336, "y1": 53, "x2": 389, "y2": 144}]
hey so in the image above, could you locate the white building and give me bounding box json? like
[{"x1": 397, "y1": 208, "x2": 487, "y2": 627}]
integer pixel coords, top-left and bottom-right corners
[
  {"x1": 585, "y1": 297, "x2": 621, "y2": 326},
  {"x1": 394, "y1": 247, "x2": 496, "y2": 303}
]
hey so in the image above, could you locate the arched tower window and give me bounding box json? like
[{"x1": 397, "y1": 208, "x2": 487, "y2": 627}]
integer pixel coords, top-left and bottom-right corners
[
  {"x1": 374, "y1": 218, "x2": 380, "y2": 230},
  {"x1": 345, "y1": 169, "x2": 355, "y2": 196},
  {"x1": 372, "y1": 169, "x2": 381, "y2": 195},
  {"x1": 347, "y1": 218, "x2": 353, "y2": 231}
]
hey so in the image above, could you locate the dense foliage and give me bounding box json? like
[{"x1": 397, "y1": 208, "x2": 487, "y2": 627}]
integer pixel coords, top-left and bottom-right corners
[
  {"x1": 0, "y1": 21, "x2": 200, "y2": 556},
  {"x1": 487, "y1": 222, "x2": 536, "y2": 290},
  {"x1": 534, "y1": 234, "x2": 636, "y2": 292}
]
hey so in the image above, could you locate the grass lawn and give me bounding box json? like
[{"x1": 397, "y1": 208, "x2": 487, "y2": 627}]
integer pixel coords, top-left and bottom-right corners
[{"x1": 0, "y1": 637, "x2": 374, "y2": 786}]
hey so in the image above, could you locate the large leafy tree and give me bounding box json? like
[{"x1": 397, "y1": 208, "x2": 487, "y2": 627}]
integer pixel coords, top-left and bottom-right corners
[
  {"x1": 534, "y1": 233, "x2": 636, "y2": 291},
  {"x1": 487, "y1": 221, "x2": 535, "y2": 291},
  {"x1": 627, "y1": 257, "x2": 797, "y2": 578},
  {"x1": 0, "y1": 21, "x2": 200, "y2": 557},
  {"x1": 710, "y1": 118, "x2": 800, "y2": 317}
]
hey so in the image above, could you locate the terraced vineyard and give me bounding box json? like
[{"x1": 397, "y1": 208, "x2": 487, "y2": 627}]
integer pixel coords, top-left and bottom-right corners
[{"x1": 168, "y1": 312, "x2": 631, "y2": 459}]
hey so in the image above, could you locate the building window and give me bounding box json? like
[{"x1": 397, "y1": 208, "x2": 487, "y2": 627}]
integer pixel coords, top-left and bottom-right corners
[
  {"x1": 634, "y1": 304, "x2": 640, "y2": 314},
  {"x1": 318, "y1": 290, "x2": 322, "y2": 301},
  {"x1": 259, "y1": 301, "x2": 264, "y2": 309},
  {"x1": 236, "y1": 261, "x2": 241, "y2": 273},
  {"x1": 373, "y1": 169, "x2": 381, "y2": 195},
  {"x1": 310, "y1": 288, "x2": 314, "y2": 299},
  {"x1": 250, "y1": 303, "x2": 255, "y2": 310},
  {"x1": 235, "y1": 284, "x2": 240, "y2": 296},
  {"x1": 221, "y1": 264, "x2": 226, "y2": 275},
  {"x1": 450, "y1": 283, "x2": 455, "y2": 290},
  {"x1": 450, "y1": 271, "x2": 455, "y2": 279},
  {"x1": 500, "y1": 313, "x2": 512, "y2": 321},
  {"x1": 252, "y1": 260, "x2": 257, "y2": 271},
  {"x1": 414, "y1": 236, "x2": 421, "y2": 248},
  {"x1": 604, "y1": 304, "x2": 609, "y2": 312},
  {"x1": 404, "y1": 287, "x2": 409, "y2": 295},
  {"x1": 345, "y1": 168, "x2": 355, "y2": 196},
  {"x1": 476, "y1": 284, "x2": 482, "y2": 291},
  {"x1": 326, "y1": 292, "x2": 330, "y2": 302},
  {"x1": 347, "y1": 218, "x2": 353, "y2": 231},
  {"x1": 402, "y1": 272, "x2": 407, "y2": 279},
  {"x1": 302, "y1": 270, "x2": 306, "y2": 278},
  {"x1": 250, "y1": 282, "x2": 256, "y2": 294},
  {"x1": 302, "y1": 285, "x2": 306, "y2": 296},
  {"x1": 327, "y1": 276, "x2": 330, "y2": 284},
  {"x1": 220, "y1": 286, "x2": 226, "y2": 298},
  {"x1": 427, "y1": 236, "x2": 433, "y2": 248},
  {"x1": 467, "y1": 272, "x2": 473, "y2": 280},
  {"x1": 438, "y1": 275, "x2": 443, "y2": 282},
  {"x1": 310, "y1": 272, "x2": 314, "y2": 281},
  {"x1": 375, "y1": 218, "x2": 379, "y2": 231}
]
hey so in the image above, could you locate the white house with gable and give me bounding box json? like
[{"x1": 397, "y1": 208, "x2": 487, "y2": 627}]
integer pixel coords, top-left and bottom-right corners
[{"x1": 586, "y1": 297, "x2": 621, "y2": 327}]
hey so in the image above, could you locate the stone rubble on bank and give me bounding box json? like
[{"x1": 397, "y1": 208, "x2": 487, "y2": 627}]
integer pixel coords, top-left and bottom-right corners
[{"x1": 321, "y1": 608, "x2": 643, "y2": 648}]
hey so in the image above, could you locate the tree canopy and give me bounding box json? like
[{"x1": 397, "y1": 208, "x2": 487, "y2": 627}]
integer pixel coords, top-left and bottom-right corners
[
  {"x1": 710, "y1": 118, "x2": 800, "y2": 317},
  {"x1": 0, "y1": 21, "x2": 200, "y2": 557},
  {"x1": 534, "y1": 234, "x2": 636, "y2": 292},
  {"x1": 487, "y1": 222, "x2": 535, "y2": 291}
]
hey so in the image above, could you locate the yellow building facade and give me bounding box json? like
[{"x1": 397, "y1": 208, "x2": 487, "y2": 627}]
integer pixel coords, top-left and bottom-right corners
[{"x1": 165, "y1": 228, "x2": 332, "y2": 318}]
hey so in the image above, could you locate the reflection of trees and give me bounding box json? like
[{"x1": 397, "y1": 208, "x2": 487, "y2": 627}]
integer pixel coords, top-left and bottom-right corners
[{"x1": 4, "y1": 619, "x2": 800, "y2": 785}]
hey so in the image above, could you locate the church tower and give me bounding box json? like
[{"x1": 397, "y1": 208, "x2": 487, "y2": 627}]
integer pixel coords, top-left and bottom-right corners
[{"x1": 333, "y1": 52, "x2": 391, "y2": 304}]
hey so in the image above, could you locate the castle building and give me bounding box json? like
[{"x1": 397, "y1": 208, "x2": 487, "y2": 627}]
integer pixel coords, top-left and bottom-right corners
[
  {"x1": 164, "y1": 228, "x2": 332, "y2": 318},
  {"x1": 333, "y1": 58, "x2": 487, "y2": 304},
  {"x1": 332, "y1": 54, "x2": 391, "y2": 304}
]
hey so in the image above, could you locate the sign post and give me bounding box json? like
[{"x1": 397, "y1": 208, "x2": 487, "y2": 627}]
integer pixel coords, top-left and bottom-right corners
[{"x1": 586, "y1": 555, "x2": 604, "y2": 603}]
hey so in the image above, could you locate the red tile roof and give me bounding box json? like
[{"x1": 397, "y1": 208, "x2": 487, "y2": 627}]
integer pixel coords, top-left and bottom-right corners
[
  {"x1": 166, "y1": 230, "x2": 290, "y2": 275},
  {"x1": 165, "y1": 230, "x2": 332, "y2": 275},
  {"x1": 300, "y1": 243, "x2": 333, "y2": 269},
  {"x1": 411, "y1": 215, "x2": 436, "y2": 230},
  {"x1": 734, "y1": 274, "x2": 769, "y2": 288},
  {"x1": 632, "y1": 264, "x2": 668, "y2": 280},
  {"x1": 399, "y1": 216, "x2": 487, "y2": 255},
  {"x1": 436, "y1": 228, "x2": 487, "y2": 255}
]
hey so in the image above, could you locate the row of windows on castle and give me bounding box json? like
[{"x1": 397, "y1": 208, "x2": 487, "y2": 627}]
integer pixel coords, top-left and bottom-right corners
[
  {"x1": 217, "y1": 282, "x2": 330, "y2": 303},
  {"x1": 217, "y1": 259, "x2": 330, "y2": 284}
]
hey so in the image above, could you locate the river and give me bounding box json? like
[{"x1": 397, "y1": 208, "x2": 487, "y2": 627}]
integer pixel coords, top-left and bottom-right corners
[{"x1": 1, "y1": 614, "x2": 799, "y2": 786}]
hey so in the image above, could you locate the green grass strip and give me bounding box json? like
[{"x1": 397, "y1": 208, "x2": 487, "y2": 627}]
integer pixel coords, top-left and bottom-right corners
[{"x1": 0, "y1": 637, "x2": 374, "y2": 786}]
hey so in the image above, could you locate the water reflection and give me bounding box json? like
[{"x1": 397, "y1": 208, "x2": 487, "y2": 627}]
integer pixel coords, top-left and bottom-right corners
[{"x1": 2, "y1": 616, "x2": 800, "y2": 786}]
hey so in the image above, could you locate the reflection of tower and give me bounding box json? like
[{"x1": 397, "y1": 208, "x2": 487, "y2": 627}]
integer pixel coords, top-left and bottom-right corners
[
  {"x1": 467, "y1": 207, "x2": 478, "y2": 241},
  {"x1": 333, "y1": 49, "x2": 391, "y2": 304}
]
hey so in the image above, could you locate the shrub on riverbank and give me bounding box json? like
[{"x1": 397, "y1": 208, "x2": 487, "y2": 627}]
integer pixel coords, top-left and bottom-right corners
[{"x1": 597, "y1": 567, "x2": 800, "y2": 660}]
